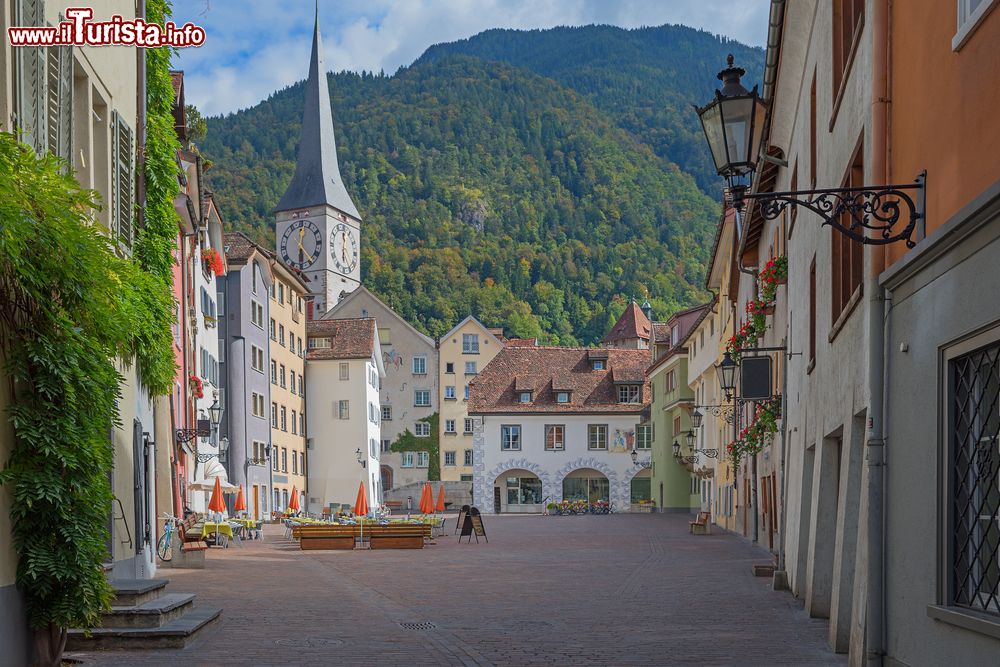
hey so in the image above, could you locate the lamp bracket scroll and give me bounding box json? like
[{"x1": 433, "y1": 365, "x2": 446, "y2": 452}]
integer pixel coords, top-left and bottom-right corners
[
  {"x1": 741, "y1": 172, "x2": 926, "y2": 248},
  {"x1": 694, "y1": 404, "x2": 735, "y2": 425}
]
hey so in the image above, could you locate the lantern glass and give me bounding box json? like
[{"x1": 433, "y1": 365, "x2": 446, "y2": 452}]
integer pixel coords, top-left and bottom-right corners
[
  {"x1": 716, "y1": 352, "x2": 738, "y2": 396},
  {"x1": 630, "y1": 449, "x2": 638, "y2": 465},
  {"x1": 686, "y1": 430, "x2": 697, "y2": 449},
  {"x1": 208, "y1": 399, "x2": 223, "y2": 427},
  {"x1": 691, "y1": 409, "x2": 704, "y2": 430},
  {"x1": 672, "y1": 441, "x2": 681, "y2": 458}
]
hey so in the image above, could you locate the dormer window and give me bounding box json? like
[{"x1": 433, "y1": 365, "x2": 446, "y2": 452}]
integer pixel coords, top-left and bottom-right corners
[
  {"x1": 592, "y1": 360, "x2": 605, "y2": 370},
  {"x1": 519, "y1": 391, "x2": 532, "y2": 404},
  {"x1": 556, "y1": 392, "x2": 571, "y2": 404},
  {"x1": 617, "y1": 384, "x2": 641, "y2": 404}
]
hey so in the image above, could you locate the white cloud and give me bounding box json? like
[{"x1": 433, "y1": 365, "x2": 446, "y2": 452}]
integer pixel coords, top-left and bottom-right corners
[{"x1": 172, "y1": 0, "x2": 769, "y2": 116}]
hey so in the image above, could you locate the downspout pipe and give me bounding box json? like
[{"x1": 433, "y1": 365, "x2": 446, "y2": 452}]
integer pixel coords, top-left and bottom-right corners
[{"x1": 867, "y1": 1, "x2": 890, "y2": 665}]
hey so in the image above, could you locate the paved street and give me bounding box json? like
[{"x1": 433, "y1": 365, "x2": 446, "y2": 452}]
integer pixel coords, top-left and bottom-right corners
[{"x1": 72, "y1": 514, "x2": 844, "y2": 666}]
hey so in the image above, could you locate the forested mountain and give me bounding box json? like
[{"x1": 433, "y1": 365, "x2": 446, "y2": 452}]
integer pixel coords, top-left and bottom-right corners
[
  {"x1": 417, "y1": 25, "x2": 764, "y2": 194},
  {"x1": 200, "y1": 25, "x2": 762, "y2": 344}
]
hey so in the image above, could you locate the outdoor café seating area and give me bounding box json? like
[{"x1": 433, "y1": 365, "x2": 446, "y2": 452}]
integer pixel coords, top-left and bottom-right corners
[{"x1": 284, "y1": 481, "x2": 447, "y2": 550}]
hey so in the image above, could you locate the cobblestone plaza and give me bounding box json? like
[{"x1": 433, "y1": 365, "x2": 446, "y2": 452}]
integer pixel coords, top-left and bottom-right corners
[{"x1": 72, "y1": 515, "x2": 843, "y2": 666}]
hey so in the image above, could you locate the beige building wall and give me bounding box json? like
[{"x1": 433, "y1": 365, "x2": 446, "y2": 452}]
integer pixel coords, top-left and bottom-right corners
[
  {"x1": 324, "y1": 287, "x2": 437, "y2": 491},
  {"x1": 268, "y1": 264, "x2": 308, "y2": 512},
  {"x1": 438, "y1": 317, "x2": 504, "y2": 484}
]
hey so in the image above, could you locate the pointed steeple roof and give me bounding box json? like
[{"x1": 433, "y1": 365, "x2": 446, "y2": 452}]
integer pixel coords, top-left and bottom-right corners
[
  {"x1": 275, "y1": 6, "x2": 360, "y2": 218},
  {"x1": 602, "y1": 301, "x2": 652, "y2": 345}
]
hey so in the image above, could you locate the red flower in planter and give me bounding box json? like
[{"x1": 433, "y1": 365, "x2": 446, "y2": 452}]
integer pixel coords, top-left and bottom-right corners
[{"x1": 201, "y1": 248, "x2": 225, "y2": 276}]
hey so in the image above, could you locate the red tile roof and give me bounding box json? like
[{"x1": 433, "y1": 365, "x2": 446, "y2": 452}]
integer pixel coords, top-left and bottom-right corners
[
  {"x1": 602, "y1": 301, "x2": 651, "y2": 344},
  {"x1": 506, "y1": 338, "x2": 538, "y2": 347},
  {"x1": 469, "y1": 347, "x2": 650, "y2": 415},
  {"x1": 306, "y1": 318, "x2": 375, "y2": 360},
  {"x1": 223, "y1": 232, "x2": 257, "y2": 263}
]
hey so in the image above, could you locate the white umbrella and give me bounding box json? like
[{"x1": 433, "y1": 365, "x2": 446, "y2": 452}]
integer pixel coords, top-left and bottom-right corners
[{"x1": 189, "y1": 478, "x2": 239, "y2": 492}]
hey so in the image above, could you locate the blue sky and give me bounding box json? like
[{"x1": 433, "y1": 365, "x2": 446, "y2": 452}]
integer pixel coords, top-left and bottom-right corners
[{"x1": 172, "y1": 0, "x2": 770, "y2": 117}]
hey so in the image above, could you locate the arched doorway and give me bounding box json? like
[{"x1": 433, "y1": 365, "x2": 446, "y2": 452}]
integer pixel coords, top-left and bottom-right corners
[
  {"x1": 380, "y1": 465, "x2": 393, "y2": 492},
  {"x1": 630, "y1": 468, "x2": 652, "y2": 507},
  {"x1": 495, "y1": 468, "x2": 542, "y2": 513},
  {"x1": 562, "y1": 468, "x2": 610, "y2": 503}
]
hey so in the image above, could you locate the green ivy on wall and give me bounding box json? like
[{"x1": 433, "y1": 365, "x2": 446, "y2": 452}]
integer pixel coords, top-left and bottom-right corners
[{"x1": 390, "y1": 412, "x2": 441, "y2": 481}]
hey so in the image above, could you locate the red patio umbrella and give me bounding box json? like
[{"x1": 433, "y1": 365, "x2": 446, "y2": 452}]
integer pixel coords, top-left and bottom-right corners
[
  {"x1": 435, "y1": 485, "x2": 446, "y2": 512},
  {"x1": 355, "y1": 481, "x2": 369, "y2": 548},
  {"x1": 354, "y1": 481, "x2": 369, "y2": 517},
  {"x1": 288, "y1": 485, "x2": 300, "y2": 512},
  {"x1": 233, "y1": 484, "x2": 247, "y2": 513},
  {"x1": 208, "y1": 476, "x2": 226, "y2": 513},
  {"x1": 419, "y1": 482, "x2": 434, "y2": 514}
]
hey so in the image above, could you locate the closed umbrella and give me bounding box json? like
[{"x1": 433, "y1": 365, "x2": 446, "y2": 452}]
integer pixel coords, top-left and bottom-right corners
[
  {"x1": 435, "y1": 485, "x2": 446, "y2": 512},
  {"x1": 208, "y1": 476, "x2": 227, "y2": 542},
  {"x1": 354, "y1": 482, "x2": 369, "y2": 548},
  {"x1": 288, "y1": 485, "x2": 300, "y2": 513},
  {"x1": 234, "y1": 485, "x2": 247, "y2": 514},
  {"x1": 419, "y1": 482, "x2": 434, "y2": 515}
]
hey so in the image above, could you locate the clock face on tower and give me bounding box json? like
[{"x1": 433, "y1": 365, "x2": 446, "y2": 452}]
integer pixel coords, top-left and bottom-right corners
[
  {"x1": 280, "y1": 219, "x2": 323, "y2": 270},
  {"x1": 330, "y1": 222, "x2": 359, "y2": 274}
]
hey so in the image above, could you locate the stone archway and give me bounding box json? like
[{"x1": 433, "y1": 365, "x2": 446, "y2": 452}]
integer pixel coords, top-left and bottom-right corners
[
  {"x1": 478, "y1": 458, "x2": 554, "y2": 511},
  {"x1": 622, "y1": 465, "x2": 653, "y2": 508},
  {"x1": 553, "y1": 457, "x2": 621, "y2": 506}
]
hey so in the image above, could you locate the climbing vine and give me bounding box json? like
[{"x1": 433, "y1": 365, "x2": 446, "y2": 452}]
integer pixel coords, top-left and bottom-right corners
[
  {"x1": 0, "y1": 133, "x2": 173, "y2": 657},
  {"x1": 390, "y1": 412, "x2": 441, "y2": 481}
]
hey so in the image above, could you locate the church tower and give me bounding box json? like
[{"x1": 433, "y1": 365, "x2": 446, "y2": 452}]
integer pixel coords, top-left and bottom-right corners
[{"x1": 275, "y1": 7, "x2": 361, "y2": 317}]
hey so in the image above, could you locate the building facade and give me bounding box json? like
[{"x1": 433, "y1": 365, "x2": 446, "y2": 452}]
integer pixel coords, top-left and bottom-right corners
[
  {"x1": 469, "y1": 347, "x2": 651, "y2": 513},
  {"x1": 268, "y1": 258, "x2": 309, "y2": 514},
  {"x1": 324, "y1": 287, "x2": 438, "y2": 493},
  {"x1": 438, "y1": 317, "x2": 506, "y2": 489},
  {"x1": 188, "y1": 196, "x2": 228, "y2": 512},
  {"x1": 647, "y1": 305, "x2": 710, "y2": 513},
  {"x1": 219, "y1": 233, "x2": 273, "y2": 520},
  {"x1": 875, "y1": 1, "x2": 1000, "y2": 663},
  {"x1": 273, "y1": 12, "x2": 360, "y2": 315},
  {"x1": 305, "y1": 318, "x2": 384, "y2": 511}
]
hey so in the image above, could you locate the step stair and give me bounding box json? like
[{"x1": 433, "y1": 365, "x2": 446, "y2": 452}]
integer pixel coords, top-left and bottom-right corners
[{"x1": 66, "y1": 578, "x2": 221, "y2": 650}]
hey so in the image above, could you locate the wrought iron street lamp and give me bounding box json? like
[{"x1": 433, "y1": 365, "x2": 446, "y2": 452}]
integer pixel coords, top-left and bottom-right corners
[
  {"x1": 695, "y1": 54, "x2": 768, "y2": 199},
  {"x1": 208, "y1": 399, "x2": 223, "y2": 429},
  {"x1": 696, "y1": 56, "x2": 925, "y2": 247},
  {"x1": 716, "y1": 352, "x2": 738, "y2": 399},
  {"x1": 691, "y1": 409, "x2": 704, "y2": 430},
  {"x1": 355, "y1": 447, "x2": 366, "y2": 469},
  {"x1": 685, "y1": 430, "x2": 697, "y2": 449},
  {"x1": 196, "y1": 437, "x2": 230, "y2": 463},
  {"x1": 672, "y1": 441, "x2": 681, "y2": 458},
  {"x1": 630, "y1": 448, "x2": 652, "y2": 468},
  {"x1": 248, "y1": 442, "x2": 270, "y2": 467}
]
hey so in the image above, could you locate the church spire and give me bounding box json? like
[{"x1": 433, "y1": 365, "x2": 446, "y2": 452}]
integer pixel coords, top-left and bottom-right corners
[{"x1": 275, "y1": 6, "x2": 360, "y2": 218}]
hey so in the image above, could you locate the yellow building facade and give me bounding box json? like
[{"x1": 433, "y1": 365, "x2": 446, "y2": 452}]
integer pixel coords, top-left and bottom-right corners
[
  {"x1": 268, "y1": 260, "x2": 309, "y2": 512},
  {"x1": 437, "y1": 317, "x2": 505, "y2": 486}
]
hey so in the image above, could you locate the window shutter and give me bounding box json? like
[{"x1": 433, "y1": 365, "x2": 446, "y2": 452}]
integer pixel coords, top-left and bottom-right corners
[
  {"x1": 46, "y1": 45, "x2": 73, "y2": 162},
  {"x1": 15, "y1": 0, "x2": 46, "y2": 154},
  {"x1": 112, "y1": 111, "x2": 135, "y2": 248}
]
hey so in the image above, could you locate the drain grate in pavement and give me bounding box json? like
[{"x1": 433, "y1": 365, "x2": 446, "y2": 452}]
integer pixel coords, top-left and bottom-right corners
[{"x1": 399, "y1": 622, "x2": 437, "y2": 631}]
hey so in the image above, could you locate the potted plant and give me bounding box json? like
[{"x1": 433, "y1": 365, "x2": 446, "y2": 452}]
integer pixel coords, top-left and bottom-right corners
[{"x1": 201, "y1": 248, "x2": 225, "y2": 277}]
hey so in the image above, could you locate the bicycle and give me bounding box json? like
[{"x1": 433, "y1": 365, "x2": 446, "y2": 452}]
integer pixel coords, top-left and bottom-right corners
[{"x1": 156, "y1": 512, "x2": 179, "y2": 562}]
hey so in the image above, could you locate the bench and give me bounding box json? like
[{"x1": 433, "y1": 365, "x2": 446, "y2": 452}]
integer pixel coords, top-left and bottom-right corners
[
  {"x1": 178, "y1": 517, "x2": 209, "y2": 551},
  {"x1": 296, "y1": 525, "x2": 357, "y2": 550},
  {"x1": 366, "y1": 524, "x2": 425, "y2": 549},
  {"x1": 689, "y1": 511, "x2": 711, "y2": 535}
]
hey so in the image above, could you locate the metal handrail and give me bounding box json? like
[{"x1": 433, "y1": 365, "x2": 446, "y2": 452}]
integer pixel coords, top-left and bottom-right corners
[{"x1": 112, "y1": 496, "x2": 133, "y2": 552}]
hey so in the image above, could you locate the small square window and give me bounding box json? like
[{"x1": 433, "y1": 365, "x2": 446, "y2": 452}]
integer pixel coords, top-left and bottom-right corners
[
  {"x1": 464, "y1": 418, "x2": 475, "y2": 434},
  {"x1": 445, "y1": 386, "x2": 456, "y2": 400},
  {"x1": 592, "y1": 360, "x2": 605, "y2": 370},
  {"x1": 444, "y1": 451, "x2": 456, "y2": 466},
  {"x1": 519, "y1": 391, "x2": 532, "y2": 403},
  {"x1": 445, "y1": 362, "x2": 455, "y2": 373},
  {"x1": 556, "y1": 392, "x2": 570, "y2": 403},
  {"x1": 381, "y1": 405, "x2": 392, "y2": 421},
  {"x1": 412, "y1": 356, "x2": 427, "y2": 375},
  {"x1": 445, "y1": 419, "x2": 456, "y2": 433},
  {"x1": 415, "y1": 389, "x2": 431, "y2": 407},
  {"x1": 465, "y1": 361, "x2": 477, "y2": 375},
  {"x1": 415, "y1": 422, "x2": 430, "y2": 437}
]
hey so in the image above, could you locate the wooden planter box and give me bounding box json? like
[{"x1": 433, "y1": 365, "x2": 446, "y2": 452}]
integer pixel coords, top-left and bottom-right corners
[{"x1": 630, "y1": 504, "x2": 655, "y2": 513}]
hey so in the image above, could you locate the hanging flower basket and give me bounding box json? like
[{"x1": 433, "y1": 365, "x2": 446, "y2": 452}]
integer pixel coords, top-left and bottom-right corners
[
  {"x1": 201, "y1": 248, "x2": 225, "y2": 277},
  {"x1": 189, "y1": 374, "x2": 204, "y2": 399},
  {"x1": 763, "y1": 303, "x2": 775, "y2": 316}
]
